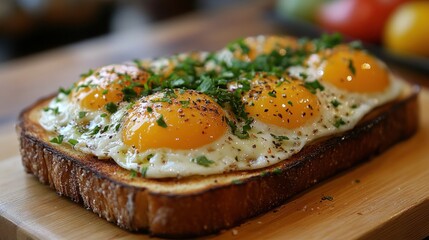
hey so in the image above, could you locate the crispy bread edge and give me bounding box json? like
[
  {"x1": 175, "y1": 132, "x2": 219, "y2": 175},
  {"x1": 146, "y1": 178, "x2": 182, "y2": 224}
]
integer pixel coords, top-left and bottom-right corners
[{"x1": 16, "y1": 86, "x2": 419, "y2": 237}]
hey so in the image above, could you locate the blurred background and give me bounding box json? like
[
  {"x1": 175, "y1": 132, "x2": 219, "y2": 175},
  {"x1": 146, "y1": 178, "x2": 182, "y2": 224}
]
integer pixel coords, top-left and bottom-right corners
[
  {"x1": 1, "y1": 0, "x2": 428, "y2": 63},
  {"x1": 0, "y1": 0, "x2": 248, "y2": 62}
]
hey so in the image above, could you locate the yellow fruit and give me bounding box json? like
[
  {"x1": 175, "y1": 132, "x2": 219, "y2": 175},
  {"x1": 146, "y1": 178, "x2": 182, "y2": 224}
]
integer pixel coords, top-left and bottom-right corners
[{"x1": 384, "y1": 1, "x2": 429, "y2": 57}]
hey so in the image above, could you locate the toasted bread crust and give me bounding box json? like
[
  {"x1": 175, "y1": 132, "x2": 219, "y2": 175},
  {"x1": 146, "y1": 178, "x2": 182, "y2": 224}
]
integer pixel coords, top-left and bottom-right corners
[{"x1": 17, "y1": 86, "x2": 419, "y2": 237}]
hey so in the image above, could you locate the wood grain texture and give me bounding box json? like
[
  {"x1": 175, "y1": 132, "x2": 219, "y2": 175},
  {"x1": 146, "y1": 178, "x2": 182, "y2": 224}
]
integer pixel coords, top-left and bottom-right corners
[{"x1": 0, "y1": 89, "x2": 428, "y2": 240}]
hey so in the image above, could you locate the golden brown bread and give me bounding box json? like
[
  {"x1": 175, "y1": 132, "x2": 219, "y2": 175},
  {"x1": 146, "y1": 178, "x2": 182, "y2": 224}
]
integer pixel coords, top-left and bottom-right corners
[{"x1": 17, "y1": 84, "x2": 419, "y2": 238}]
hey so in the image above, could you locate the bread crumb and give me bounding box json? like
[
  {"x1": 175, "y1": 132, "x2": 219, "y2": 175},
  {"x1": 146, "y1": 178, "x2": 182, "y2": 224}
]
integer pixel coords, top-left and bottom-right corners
[{"x1": 232, "y1": 229, "x2": 238, "y2": 235}]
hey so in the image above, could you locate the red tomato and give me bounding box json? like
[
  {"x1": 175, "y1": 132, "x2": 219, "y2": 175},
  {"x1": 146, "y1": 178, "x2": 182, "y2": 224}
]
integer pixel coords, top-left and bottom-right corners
[{"x1": 316, "y1": 0, "x2": 412, "y2": 43}]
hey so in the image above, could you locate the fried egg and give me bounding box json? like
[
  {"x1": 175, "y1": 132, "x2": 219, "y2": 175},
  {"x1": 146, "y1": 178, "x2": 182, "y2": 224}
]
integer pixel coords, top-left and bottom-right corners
[{"x1": 40, "y1": 35, "x2": 403, "y2": 178}]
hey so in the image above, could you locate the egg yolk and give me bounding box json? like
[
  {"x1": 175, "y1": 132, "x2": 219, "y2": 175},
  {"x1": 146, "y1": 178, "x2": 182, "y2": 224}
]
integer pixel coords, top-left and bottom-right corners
[
  {"x1": 71, "y1": 65, "x2": 149, "y2": 111},
  {"x1": 321, "y1": 49, "x2": 390, "y2": 93},
  {"x1": 235, "y1": 36, "x2": 298, "y2": 61},
  {"x1": 243, "y1": 75, "x2": 320, "y2": 129},
  {"x1": 122, "y1": 90, "x2": 227, "y2": 151}
]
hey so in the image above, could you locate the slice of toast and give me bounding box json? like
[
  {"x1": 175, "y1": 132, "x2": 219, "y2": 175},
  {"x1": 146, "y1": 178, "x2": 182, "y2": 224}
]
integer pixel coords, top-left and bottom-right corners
[{"x1": 17, "y1": 82, "x2": 419, "y2": 238}]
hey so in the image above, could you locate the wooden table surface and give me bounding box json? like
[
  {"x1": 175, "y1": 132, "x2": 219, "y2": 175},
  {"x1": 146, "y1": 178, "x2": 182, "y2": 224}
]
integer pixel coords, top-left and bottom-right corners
[{"x1": 1, "y1": 1, "x2": 429, "y2": 239}]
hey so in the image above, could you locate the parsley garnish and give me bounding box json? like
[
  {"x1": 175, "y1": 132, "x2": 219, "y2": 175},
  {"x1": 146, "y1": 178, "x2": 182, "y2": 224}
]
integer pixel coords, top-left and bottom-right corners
[
  {"x1": 78, "y1": 111, "x2": 87, "y2": 119},
  {"x1": 228, "y1": 38, "x2": 250, "y2": 54},
  {"x1": 321, "y1": 195, "x2": 334, "y2": 201},
  {"x1": 156, "y1": 115, "x2": 168, "y2": 128},
  {"x1": 299, "y1": 72, "x2": 308, "y2": 80},
  {"x1": 105, "y1": 102, "x2": 118, "y2": 114},
  {"x1": 348, "y1": 59, "x2": 356, "y2": 75},
  {"x1": 146, "y1": 107, "x2": 153, "y2": 113},
  {"x1": 226, "y1": 118, "x2": 252, "y2": 139},
  {"x1": 331, "y1": 99, "x2": 341, "y2": 108},
  {"x1": 100, "y1": 113, "x2": 107, "y2": 118},
  {"x1": 192, "y1": 155, "x2": 214, "y2": 167},
  {"x1": 197, "y1": 75, "x2": 215, "y2": 93},
  {"x1": 303, "y1": 80, "x2": 324, "y2": 94},
  {"x1": 133, "y1": 59, "x2": 143, "y2": 69},
  {"x1": 146, "y1": 154, "x2": 154, "y2": 161},
  {"x1": 140, "y1": 166, "x2": 148, "y2": 177},
  {"x1": 59, "y1": 87, "x2": 71, "y2": 95},
  {"x1": 231, "y1": 179, "x2": 243, "y2": 184},
  {"x1": 179, "y1": 100, "x2": 190, "y2": 108},
  {"x1": 334, "y1": 118, "x2": 346, "y2": 128},
  {"x1": 268, "y1": 90, "x2": 277, "y2": 98},
  {"x1": 101, "y1": 125, "x2": 109, "y2": 133},
  {"x1": 43, "y1": 107, "x2": 60, "y2": 115},
  {"x1": 50, "y1": 135, "x2": 64, "y2": 144},
  {"x1": 102, "y1": 89, "x2": 108, "y2": 95},
  {"x1": 91, "y1": 126, "x2": 101, "y2": 135},
  {"x1": 68, "y1": 139, "x2": 78, "y2": 146},
  {"x1": 151, "y1": 97, "x2": 172, "y2": 104},
  {"x1": 80, "y1": 69, "x2": 94, "y2": 78},
  {"x1": 270, "y1": 134, "x2": 289, "y2": 141},
  {"x1": 288, "y1": 100, "x2": 293, "y2": 106},
  {"x1": 313, "y1": 33, "x2": 342, "y2": 51},
  {"x1": 130, "y1": 169, "x2": 137, "y2": 179},
  {"x1": 122, "y1": 85, "x2": 139, "y2": 102},
  {"x1": 273, "y1": 168, "x2": 282, "y2": 175}
]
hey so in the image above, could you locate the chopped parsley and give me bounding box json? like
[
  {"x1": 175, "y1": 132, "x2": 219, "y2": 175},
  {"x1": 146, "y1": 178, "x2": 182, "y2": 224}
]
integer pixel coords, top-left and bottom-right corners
[
  {"x1": 146, "y1": 107, "x2": 153, "y2": 113},
  {"x1": 146, "y1": 154, "x2": 154, "y2": 161},
  {"x1": 151, "y1": 97, "x2": 172, "y2": 104},
  {"x1": 140, "y1": 166, "x2": 148, "y2": 177},
  {"x1": 50, "y1": 135, "x2": 64, "y2": 144},
  {"x1": 68, "y1": 139, "x2": 78, "y2": 146},
  {"x1": 226, "y1": 118, "x2": 252, "y2": 139},
  {"x1": 268, "y1": 90, "x2": 277, "y2": 98},
  {"x1": 102, "y1": 89, "x2": 108, "y2": 95},
  {"x1": 156, "y1": 115, "x2": 168, "y2": 128},
  {"x1": 303, "y1": 80, "x2": 324, "y2": 94},
  {"x1": 334, "y1": 118, "x2": 346, "y2": 128},
  {"x1": 313, "y1": 33, "x2": 342, "y2": 51},
  {"x1": 80, "y1": 69, "x2": 94, "y2": 78},
  {"x1": 43, "y1": 107, "x2": 60, "y2": 115},
  {"x1": 321, "y1": 195, "x2": 334, "y2": 202},
  {"x1": 59, "y1": 87, "x2": 71, "y2": 95},
  {"x1": 192, "y1": 155, "x2": 214, "y2": 167},
  {"x1": 331, "y1": 99, "x2": 341, "y2": 108},
  {"x1": 273, "y1": 168, "x2": 282, "y2": 175},
  {"x1": 299, "y1": 72, "x2": 308, "y2": 80},
  {"x1": 130, "y1": 169, "x2": 137, "y2": 179},
  {"x1": 91, "y1": 126, "x2": 101, "y2": 135},
  {"x1": 288, "y1": 100, "x2": 293, "y2": 106},
  {"x1": 270, "y1": 134, "x2": 289, "y2": 141},
  {"x1": 348, "y1": 59, "x2": 356, "y2": 75},
  {"x1": 231, "y1": 179, "x2": 244, "y2": 184},
  {"x1": 228, "y1": 38, "x2": 250, "y2": 54},
  {"x1": 100, "y1": 113, "x2": 107, "y2": 118},
  {"x1": 179, "y1": 100, "x2": 190, "y2": 108},
  {"x1": 78, "y1": 111, "x2": 87, "y2": 119},
  {"x1": 122, "y1": 85, "x2": 139, "y2": 102},
  {"x1": 105, "y1": 102, "x2": 118, "y2": 114}
]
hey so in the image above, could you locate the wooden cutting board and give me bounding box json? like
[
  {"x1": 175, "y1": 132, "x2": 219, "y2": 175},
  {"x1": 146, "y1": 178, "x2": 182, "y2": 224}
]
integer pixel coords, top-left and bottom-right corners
[{"x1": 1, "y1": 90, "x2": 429, "y2": 240}]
